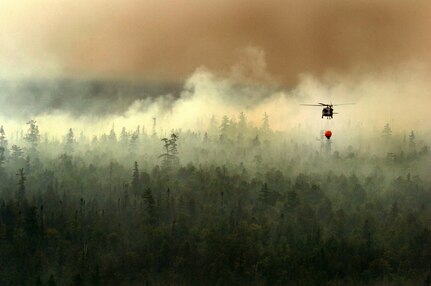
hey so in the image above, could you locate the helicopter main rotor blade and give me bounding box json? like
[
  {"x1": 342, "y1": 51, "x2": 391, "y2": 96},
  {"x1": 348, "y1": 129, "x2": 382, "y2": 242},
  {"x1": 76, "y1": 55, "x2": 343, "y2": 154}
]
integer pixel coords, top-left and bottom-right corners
[
  {"x1": 332, "y1": 103, "x2": 355, "y2": 106},
  {"x1": 300, "y1": 104, "x2": 323, "y2": 106},
  {"x1": 317, "y1": 102, "x2": 328, "y2": 106}
]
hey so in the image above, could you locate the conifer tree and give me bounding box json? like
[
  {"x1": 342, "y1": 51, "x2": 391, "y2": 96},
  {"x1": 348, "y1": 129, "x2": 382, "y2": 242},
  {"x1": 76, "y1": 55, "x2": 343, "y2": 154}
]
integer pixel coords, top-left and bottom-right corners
[
  {"x1": 238, "y1": 112, "x2": 247, "y2": 131},
  {"x1": 220, "y1": 115, "x2": 230, "y2": 138},
  {"x1": 169, "y1": 133, "x2": 179, "y2": 167},
  {"x1": 259, "y1": 183, "x2": 269, "y2": 205},
  {"x1": 128, "y1": 131, "x2": 139, "y2": 156},
  {"x1": 0, "y1": 125, "x2": 8, "y2": 156},
  {"x1": 160, "y1": 137, "x2": 170, "y2": 168},
  {"x1": 131, "y1": 161, "x2": 140, "y2": 193},
  {"x1": 120, "y1": 127, "x2": 128, "y2": 145},
  {"x1": 261, "y1": 112, "x2": 271, "y2": 137},
  {"x1": 159, "y1": 133, "x2": 179, "y2": 169},
  {"x1": 203, "y1": 132, "x2": 209, "y2": 143},
  {"x1": 382, "y1": 123, "x2": 392, "y2": 138},
  {"x1": 287, "y1": 190, "x2": 299, "y2": 210},
  {"x1": 143, "y1": 188, "x2": 156, "y2": 223},
  {"x1": 11, "y1": 145, "x2": 24, "y2": 161},
  {"x1": 0, "y1": 127, "x2": 5, "y2": 166},
  {"x1": 16, "y1": 168, "x2": 26, "y2": 202},
  {"x1": 0, "y1": 147, "x2": 4, "y2": 167},
  {"x1": 65, "y1": 128, "x2": 75, "y2": 154},
  {"x1": 109, "y1": 124, "x2": 117, "y2": 143},
  {"x1": 25, "y1": 120, "x2": 40, "y2": 151},
  {"x1": 252, "y1": 135, "x2": 261, "y2": 147},
  {"x1": 409, "y1": 130, "x2": 416, "y2": 149}
]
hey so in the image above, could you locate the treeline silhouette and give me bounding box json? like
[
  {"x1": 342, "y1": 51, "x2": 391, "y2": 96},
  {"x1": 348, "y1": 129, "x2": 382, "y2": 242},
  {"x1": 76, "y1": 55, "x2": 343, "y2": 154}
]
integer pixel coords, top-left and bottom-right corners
[{"x1": 0, "y1": 117, "x2": 430, "y2": 285}]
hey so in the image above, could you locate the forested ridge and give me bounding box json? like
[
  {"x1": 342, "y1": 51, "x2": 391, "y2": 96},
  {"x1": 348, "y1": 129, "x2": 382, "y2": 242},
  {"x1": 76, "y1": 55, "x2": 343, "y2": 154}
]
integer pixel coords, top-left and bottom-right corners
[{"x1": 0, "y1": 118, "x2": 430, "y2": 285}]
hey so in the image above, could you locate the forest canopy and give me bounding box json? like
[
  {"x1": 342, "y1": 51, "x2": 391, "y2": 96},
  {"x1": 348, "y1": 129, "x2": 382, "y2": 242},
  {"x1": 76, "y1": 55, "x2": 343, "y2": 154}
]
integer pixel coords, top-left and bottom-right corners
[{"x1": 0, "y1": 115, "x2": 430, "y2": 285}]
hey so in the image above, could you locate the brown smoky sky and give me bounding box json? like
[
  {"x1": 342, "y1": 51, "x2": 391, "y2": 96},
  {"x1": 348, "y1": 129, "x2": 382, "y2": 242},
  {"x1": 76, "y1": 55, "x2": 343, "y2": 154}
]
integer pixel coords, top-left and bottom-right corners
[{"x1": 1, "y1": 0, "x2": 431, "y2": 83}]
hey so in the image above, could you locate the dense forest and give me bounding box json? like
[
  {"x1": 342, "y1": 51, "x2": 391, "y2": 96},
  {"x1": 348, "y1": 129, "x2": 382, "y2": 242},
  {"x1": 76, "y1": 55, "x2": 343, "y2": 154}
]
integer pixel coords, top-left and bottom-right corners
[{"x1": 0, "y1": 116, "x2": 430, "y2": 285}]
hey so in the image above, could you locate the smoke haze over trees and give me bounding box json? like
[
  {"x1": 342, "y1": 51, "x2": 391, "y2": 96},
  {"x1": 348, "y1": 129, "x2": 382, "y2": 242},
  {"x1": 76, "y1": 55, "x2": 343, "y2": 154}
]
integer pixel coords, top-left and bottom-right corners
[{"x1": 0, "y1": 114, "x2": 430, "y2": 285}]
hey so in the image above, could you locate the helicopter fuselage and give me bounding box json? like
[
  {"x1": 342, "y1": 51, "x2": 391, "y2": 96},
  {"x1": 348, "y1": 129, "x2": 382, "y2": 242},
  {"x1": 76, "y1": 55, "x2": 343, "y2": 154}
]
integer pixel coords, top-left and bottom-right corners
[
  {"x1": 322, "y1": 106, "x2": 333, "y2": 119},
  {"x1": 300, "y1": 102, "x2": 352, "y2": 119}
]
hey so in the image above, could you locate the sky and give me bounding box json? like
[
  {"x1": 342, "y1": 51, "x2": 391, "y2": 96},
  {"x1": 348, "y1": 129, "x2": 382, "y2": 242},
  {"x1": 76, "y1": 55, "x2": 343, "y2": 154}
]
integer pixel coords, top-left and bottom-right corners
[{"x1": 0, "y1": 0, "x2": 430, "y2": 137}]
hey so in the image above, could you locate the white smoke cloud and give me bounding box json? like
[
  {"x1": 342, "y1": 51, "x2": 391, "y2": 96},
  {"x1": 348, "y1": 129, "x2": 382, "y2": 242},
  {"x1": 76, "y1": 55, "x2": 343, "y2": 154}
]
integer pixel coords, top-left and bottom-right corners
[{"x1": 0, "y1": 48, "x2": 429, "y2": 149}]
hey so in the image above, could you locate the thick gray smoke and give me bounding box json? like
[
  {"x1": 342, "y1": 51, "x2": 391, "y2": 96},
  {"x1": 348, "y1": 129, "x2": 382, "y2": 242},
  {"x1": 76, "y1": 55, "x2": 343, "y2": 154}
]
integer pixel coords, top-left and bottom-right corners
[{"x1": 0, "y1": 78, "x2": 180, "y2": 118}]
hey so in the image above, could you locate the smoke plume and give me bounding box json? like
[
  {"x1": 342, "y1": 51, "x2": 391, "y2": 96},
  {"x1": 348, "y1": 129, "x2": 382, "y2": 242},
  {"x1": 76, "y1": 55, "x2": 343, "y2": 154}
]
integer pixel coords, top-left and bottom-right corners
[{"x1": 1, "y1": 0, "x2": 431, "y2": 82}]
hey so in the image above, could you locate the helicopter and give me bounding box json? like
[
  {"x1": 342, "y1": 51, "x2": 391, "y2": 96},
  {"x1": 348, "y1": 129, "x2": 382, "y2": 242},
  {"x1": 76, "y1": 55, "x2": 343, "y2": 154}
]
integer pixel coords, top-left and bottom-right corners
[{"x1": 300, "y1": 102, "x2": 354, "y2": 119}]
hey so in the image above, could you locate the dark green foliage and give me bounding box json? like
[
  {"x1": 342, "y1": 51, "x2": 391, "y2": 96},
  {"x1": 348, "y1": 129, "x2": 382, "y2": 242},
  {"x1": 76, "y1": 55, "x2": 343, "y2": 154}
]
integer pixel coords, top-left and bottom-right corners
[
  {"x1": 16, "y1": 168, "x2": 26, "y2": 202},
  {"x1": 0, "y1": 146, "x2": 5, "y2": 167},
  {"x1": 258, "y1": 183, "x2": 280, "y2": 206},
  {"x1": 131, "y1": 161, "x2": 140, "y2": 192},
  {"x1": 287, "y1": 189, "x2": 299, "y2": 209},
  {"x1": 143, "y1": 188, "x2": 156, "y2": 224},
  {"x1": 0, "y1": 125, "x2": 7, "y2": 164},
  {"x1": 47, "y1": 275, "x2": 57, "y2": 286},
  {"x1": 0, "y1": 159, "x2": 429, "y2": 285}
]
